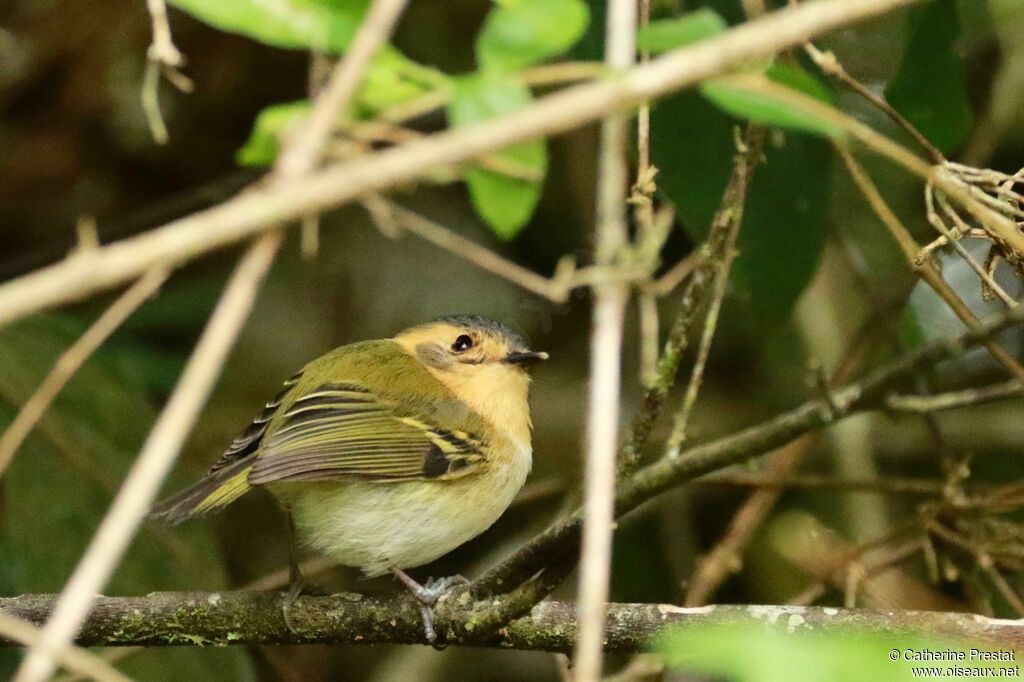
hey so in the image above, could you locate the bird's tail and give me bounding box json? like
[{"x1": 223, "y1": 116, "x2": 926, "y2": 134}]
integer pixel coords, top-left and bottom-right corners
[{"x1": 149, "y1": 459, "x2": 254, "y2": 525}]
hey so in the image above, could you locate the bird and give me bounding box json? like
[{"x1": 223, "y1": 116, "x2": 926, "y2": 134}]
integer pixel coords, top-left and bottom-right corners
[{"x1": 151, "y1": 315, "x2": 548, "y2": 642}]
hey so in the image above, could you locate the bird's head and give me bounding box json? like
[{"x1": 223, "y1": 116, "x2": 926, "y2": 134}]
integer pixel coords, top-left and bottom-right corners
[
  {"x1": 394, "y1": 315, "x2": 547, "y2": 437},
  {"x1": 394, "y1": 314, "x2": 547, "y2": 376}
]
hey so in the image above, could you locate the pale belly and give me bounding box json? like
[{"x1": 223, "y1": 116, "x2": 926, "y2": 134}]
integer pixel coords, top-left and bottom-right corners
[{"x1": 274, "y1": 444, "x2": 531, "y2": 577}]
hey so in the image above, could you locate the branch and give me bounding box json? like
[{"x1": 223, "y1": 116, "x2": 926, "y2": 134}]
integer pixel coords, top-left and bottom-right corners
[
  {"x1": 477, "y1": 298, "x2": 1024, "y2": 594},
  {"x1": 886, "y1": 380, "x2": 1024, "y2": 414},
  {"x1": 0, "y1": 268, "x2": 168, "y2": 480},
  {"x1": 13, "y1": 234, "x2": 282, "y2": 682},
  {"x1": 0, "y1": 0, "x2": 927, "y2": 327},
  {"x1": 2, "y1": 593, "x2": 1023, "y2": 652},
  {"x1": 574, "y1": 0, "x2": 635, "y2": 677}
]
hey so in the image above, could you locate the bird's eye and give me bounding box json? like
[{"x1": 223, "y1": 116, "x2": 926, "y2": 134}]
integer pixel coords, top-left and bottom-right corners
[{"x1": 451, "y1": 334, "x2": 474, "y2": 352}]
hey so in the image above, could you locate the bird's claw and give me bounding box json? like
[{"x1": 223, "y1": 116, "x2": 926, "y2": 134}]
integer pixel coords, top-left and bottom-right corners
[
  {"x1": 394, "y1": 571, "x2": 470, "y2": 646},
  {"x1": 281, "y1": 579, "x2": 305, "y2": 634},
  {"x1": 419, "y1": 575, "x2": 470, "y2": 604}
]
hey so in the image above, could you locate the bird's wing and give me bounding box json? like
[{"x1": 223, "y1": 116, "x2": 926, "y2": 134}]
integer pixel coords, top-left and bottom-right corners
[
  {"x1": 207, "y1": 370, "x2": 305, "y2": 473},
  {"x1": 247, "y1": 380, "x2": 487, "y2": 485}
]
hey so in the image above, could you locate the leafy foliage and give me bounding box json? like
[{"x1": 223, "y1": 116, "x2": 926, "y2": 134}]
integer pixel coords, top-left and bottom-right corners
[
  {"x1": 448, "y1": 72, "x2": 547, "y2": 239},
  {"x1": 168, "y1": 0, "x2": 369, "y2": 52},
  {"x1": 236, "y1": 100, "x2": 310, "y2": 167},
  {"x1": 884, "y1": 0, "x2": 972, "y2": 154},
  {"x1": 652, "y1": 83, "x2": 833, "y2": 326},
  {"x1": 636, "y1": 8, "x2": 726, "y2": 53},
  {"x1": 701, "y1": 65, "x2": 843, "y2": 140},
  {"x1": 211, "y1": 0, "x2": 590, "y2": 236},
  {"x1": 476, "y1": 0, "x2": 589, "y2": 71},
  {"x1": 656, "y1": 623, "x2": 963, "y2": 682}
]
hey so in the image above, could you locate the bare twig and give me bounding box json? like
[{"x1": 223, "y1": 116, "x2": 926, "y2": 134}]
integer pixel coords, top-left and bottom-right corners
[
  {"x1": 574, "y1": 0, "x2": 635, "y2": 676},
  {"x1": 668, "y1": 125, "x2": 765, "y2": 447},
  {"x1": 836, "y1": 145, "x2": 1024, "y2": 383},
  {"x1": 0, "y1": 0, "x2": 930, "y2": 328},
  {"x1": 478, "y1": 297, "x2": 1024, "y2": 594},
  {"x1": 685, "y1": 441, "x2": 806, "y2": 606},
  {"x1": 684, "y1": 297, "x2": 897, "y2": 605},
  {"x1": 622, "y1": 129, "x2": 766, "y2": 472},
  {"x1": 886, "y1": 380, "x2": 1024, "y2": 414},
  {"x1": 142, "y1": 0, "x2": 192, "y2": 144},
  {"x1": 634, "y1": 0, "x2": 659, "y2": 386},
  {"x1": 0, "y1": 268, "x2": 168, "y2": 480},
  {"x1": 13, "y1": 233, "x2": 281, "y2": 682},
  {"x1": 275, "y1": 0, "x2": 410, "y2": 177},
  {"x1": 802, "y1": 41, "x2": 943, "y2": 163}
]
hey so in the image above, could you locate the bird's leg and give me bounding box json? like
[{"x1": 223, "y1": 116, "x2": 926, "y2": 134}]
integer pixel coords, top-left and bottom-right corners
[
  {"x1": 394, "y1": 569, "x2": 470, "y2": 645},
  {"x1": 282, "y1": 512, "x2": 305, "y2": 633}
]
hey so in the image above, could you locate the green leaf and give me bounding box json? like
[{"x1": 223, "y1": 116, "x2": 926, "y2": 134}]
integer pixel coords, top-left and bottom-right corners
[
  {"x1": 477, "y1": 0, "x2": 590, "y2": 71},
  {"x1": 700, "y1": 64, "x2": 842, "y2": 140},
  {"x1": 636, "y1": 9, "x2": 727, "y2": 54},
  {"x1": 655, "y1": 622, "x2": 963, "y2": 682},
  {"x1": 884, "y1": 0, "x2": 972, "y2": 154},
  {"x1": 651, "y1": 89, "x2": 831, "y2": 326},
  {"x1": 356, "y1": 51, "x2": 447, "y2": 116},
  {"x1": 168, "y1": 0, "x2": 368, "y2": 53},
  {"x1": 236, "y1": 100, "x2": 310, "y2": 167},
  {"x1": 448, "y1": 72, "x2": 547, "y2": 239}
]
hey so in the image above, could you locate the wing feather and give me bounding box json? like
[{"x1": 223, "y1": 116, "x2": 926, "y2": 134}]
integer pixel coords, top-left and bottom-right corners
[{"x1": 247, "y1": 380, "x2": 486, "y2": 485}]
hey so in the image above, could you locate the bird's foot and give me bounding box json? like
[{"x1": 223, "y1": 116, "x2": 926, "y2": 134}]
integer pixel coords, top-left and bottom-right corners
[
  {"x1": 394, "y1": 571, "x2": 470, "y2": 646},
  {"x1": 281, "y1": 578, "x2": 308, "y2": 634}
]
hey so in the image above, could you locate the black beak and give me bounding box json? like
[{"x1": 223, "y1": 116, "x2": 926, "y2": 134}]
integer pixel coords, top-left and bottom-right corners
[{"x1": 504, "y1": 351, "x2": 549, "y2": 366}]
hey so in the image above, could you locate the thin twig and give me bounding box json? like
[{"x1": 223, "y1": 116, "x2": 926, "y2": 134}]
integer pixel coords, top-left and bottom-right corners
[
  {"x1": 0, "y1": 268, "x2": 168, "y2": 480},
  {"x1": 886, "y1": 380, "x2": 1024, "y2": 414},
  {"x1": 715, "y1": 73, "x2": 1024, "y2": 259},
  {"x1": 574, "y1": 0, "x2": 635, "y2": 676},
  {"x1": 684, "y1": 293, "x2": 901, "y2": 605},
  {"x1": 802, "y1": 41, "x2": 944, "y2": 163},
  {"x1": 836, "y1": 145, "x2": 1024, "y2": 383},
  {"x1": 622, "y1": 130, "x2": 766, "y2": 472},
  {"x1": 0, "y1": 0, "x2": 930, "y2": 328},
  {"x1": 142, "y1": 0, "x2": 192, "y2": 144},
  {"x1": 668, "y1": 125, "x2": 765, "y2": 447},
  {"x1": 478, "y1": 296, "x2": 1024, "y2": 594},
  {"x1": 375, "y1": 61, "x2": 607, "y2": 125},
  {"x1": 698, "y1": 472, "x2": 958, "y2": 496},
  {"x1": 275, "y1": 0, "x2": 410, "y2": 177},
  {"x1": 362, "y1": 197, "x2": 587, "y2": 302},
  {"x1": 635, "y1": 0, "x2": 659, "y2": 385},
  {"x1": 13, "y1": 233, "x2": 282, "y2": 682}
]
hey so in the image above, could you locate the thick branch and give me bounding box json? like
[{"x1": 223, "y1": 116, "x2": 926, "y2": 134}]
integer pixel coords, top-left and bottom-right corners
[
  {"x1": 0, "y1": 0, "x2": 926, "y2": 327},
  {"x1": 2, "y1": 593, "x2": 1022, "y2": 652}
]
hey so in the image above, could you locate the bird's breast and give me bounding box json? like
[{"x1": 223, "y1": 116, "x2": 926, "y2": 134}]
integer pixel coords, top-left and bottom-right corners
[{"x1": 282, "y1": 437, "x2": 532, "y2": 577}]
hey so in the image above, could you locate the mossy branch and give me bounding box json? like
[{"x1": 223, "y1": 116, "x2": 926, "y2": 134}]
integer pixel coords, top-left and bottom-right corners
[{"x1": 2, "y1": 593, "x2": 1023, "y2": 652}]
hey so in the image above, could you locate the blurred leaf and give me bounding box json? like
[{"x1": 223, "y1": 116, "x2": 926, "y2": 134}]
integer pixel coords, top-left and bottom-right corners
[
  {"x1": 0, "y1": 316, "x2": 254, "y2": 680},
  {"x1": 476, "y1": 0, "x2": 590, "y2": 71},
  {"x1": 636, "y1": 9, "x2": 727, "y2": 54},
  {"x1": 236, "y1": 100, "x2": 310, "y2": 167},
  {"x1": 884, "y1": 0, "x2": 972, "y2": 154},
  {"x1": 653, "y1": 87, "x2": 831, "y2": 326},
  {"x1": 701, "y1": 65, "x2": 842, "y2": 140},
  {"x1": 168, "y1": 0, "x2": 368, "y2": 53},
  {"x1": 356, "y1": 51, "x2": 448, "y2": 115},
  {"x1": 656, "y1": 622, "x2": 960, "y2": 682},
  {"x1": 448, "y1": 72, "x2": 547, "y2": 238}
]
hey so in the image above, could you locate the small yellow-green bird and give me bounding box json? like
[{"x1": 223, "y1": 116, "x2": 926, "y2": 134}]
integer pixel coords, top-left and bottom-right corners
[{"x1": 152, "y1": 315, "x2": 546, "y2": 641}]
